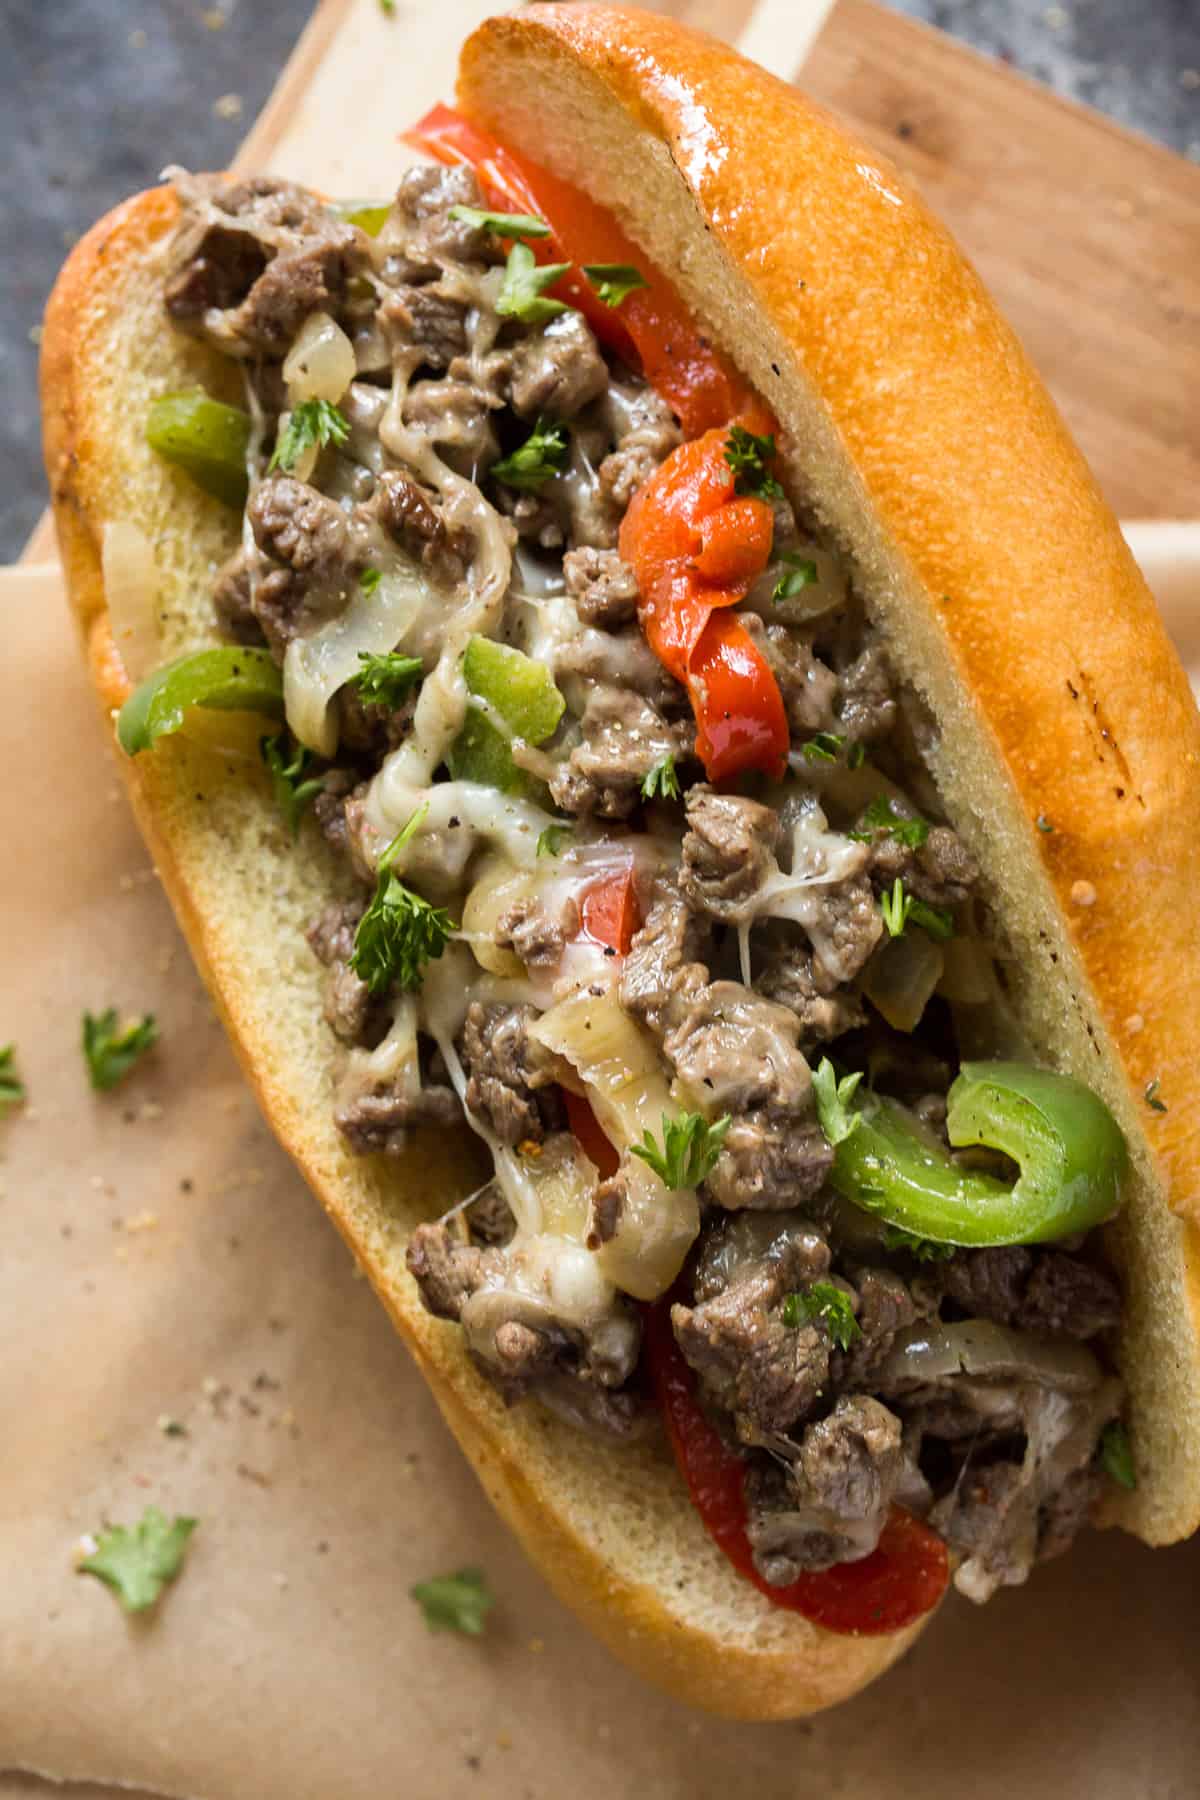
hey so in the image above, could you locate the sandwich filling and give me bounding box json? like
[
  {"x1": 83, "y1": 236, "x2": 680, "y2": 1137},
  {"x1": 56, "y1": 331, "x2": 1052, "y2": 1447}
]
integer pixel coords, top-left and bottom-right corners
[{"x1": 136, "y1": 147, "x2": 1134, "y2": 1623}]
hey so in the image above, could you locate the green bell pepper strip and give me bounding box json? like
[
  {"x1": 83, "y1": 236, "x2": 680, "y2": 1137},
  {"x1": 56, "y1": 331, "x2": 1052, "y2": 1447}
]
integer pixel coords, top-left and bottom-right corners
[
  {"x1": 817, "y1": 1059, "x2": 1128, "y2": 1246},
  {"x1": 117, "y1": 649, "x2": 284, "y2": 756},
  {"x1": 447, "y1": 637, "x2": 566, "y2": 795},
  {"x1": 145, "y1": 391, "x2": 251, "y2": 509},
  {"x1": 332, "y1": 199, "x2": 391, "y2": 236}
]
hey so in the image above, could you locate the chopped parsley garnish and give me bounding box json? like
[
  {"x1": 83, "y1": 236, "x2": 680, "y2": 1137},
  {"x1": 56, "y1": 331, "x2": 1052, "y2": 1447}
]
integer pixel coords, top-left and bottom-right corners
[
  {"x1": 448, "y1": 204, "x2": 550, "y2": 239},
  {"x1": 799, "y1": 731, "x2": 845, "y2": 763},
  {"x1": 350, "y1": 805, "x2": 453, "y2": 996},
  {"x1": 772, "y1": 553, "x2": 818, "y2": 603},
  {"x1": 812, "y1": 1058, "x2": 863, "y2": 1147},
  {"x1": 724, "y1": 424, "x2": 783, "y2": 500},
  {"x1": 849, "y1": 796, "x2": 930, "y2": 849},
  {"x1": 352, "y1": 650, "x2": 424, "y2": 710},
  {"x1": 879, "y1": 877, "x2": 954, "y2": 942},
  {"x1": 495, "y1": 242, "x2": 572, "y2": 325},
  {"x1": 781, "y1": 1282, "x2": 862, "y2": 1350},
  {"x1": 631, "y1": 1111, "x2": 731, "y2": 1190},
  {"x1": 492, "y1": 416, "x2": 569, "y2": 490},
  {"x1": 269, "y1": 398, "x2": 350, "y2": 472},
  {"x1": 1144, "y1": 1079, "x2": 1168, "y2": 1114},
  {"x1": 1099, "y1": 1420, "x2": 1136, "y2": 1491},
  {"x1": 640, "y1": 754, "x2": 680, "y2": 802},
  {"x1": 260, "y1": 733, "x2": 326, "y2": 838},
  {"x1": 82, "y1": 1009, "x2": 159, "y2": 1092},
  {"x1": 410, "y1": 1566, "x2": 495, "y2": 1636},
  {"x1": 359, "y1": 566, "x2": 382, "y2": 596},
  {"x1": 78, "y1": 1506, "x2": 198, "y2": 1613},
  {"x1": 536, "y1": 825, "x2": 572, "y2": 858},
  {"x1": 882, "y1": 1224, "x2": 955, "y2": 1262},
  {"x1": 378, "y1": 0, "x2": 395, "y2": 15},
  {"x1": 582, "y1": 262, "x2": 648, "y2": 307},
  {"x1": 1036, "y1": 814, "x2": 1054, "y2": 834},
  {"x1": 0, "y1": 1044, "x2": 25, "y2": 1114},
  {"x1": 847, "y1": 741, "x2": 867, "y2": 770}
]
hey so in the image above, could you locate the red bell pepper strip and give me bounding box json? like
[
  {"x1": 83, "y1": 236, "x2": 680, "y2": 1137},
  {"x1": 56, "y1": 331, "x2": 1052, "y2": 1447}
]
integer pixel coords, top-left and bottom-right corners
[
  {"x1": 564, "y1": 1089, "x2": 620, "y2": 1180},
  {"x1": 404, "y1": 104, "x2": 762, "y2": 436},
  {"x1": 620, "y1": 427, "x2": 789, "y2": 783},
  {"x1": 561, "y1": 864, "x2": 641, "y2": 1178},
  {"x1": 643, "y1": 1300, "x2": 949, "y2": 1634}
]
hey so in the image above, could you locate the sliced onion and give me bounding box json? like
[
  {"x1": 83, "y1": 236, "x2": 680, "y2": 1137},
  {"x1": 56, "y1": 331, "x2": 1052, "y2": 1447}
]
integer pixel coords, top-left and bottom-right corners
[
  {"x1": 102, "y1": 521, "x2": 160, "y2": 684},
  {"x1": 283, "y1": 311, "x2": 357, "y2": 405},
  {"x1": 460, "y1": 856, "x2": 533, "y2": 977},
  {"x1": 937, "y1": 935, "x2": 995, "y2": 1005},
  {"x1": 746, "y1": 539, "x2": 847, "y2": 624},
  {"x1": 879, "y1": 1321, "x2": 1102, "y2": 1393},
  {"x1": 283, "y1": 560, "x2": 432, "y2": 755},
  {"x1": 863, "y1": 931, "x2": 945, "y2": 1033}
]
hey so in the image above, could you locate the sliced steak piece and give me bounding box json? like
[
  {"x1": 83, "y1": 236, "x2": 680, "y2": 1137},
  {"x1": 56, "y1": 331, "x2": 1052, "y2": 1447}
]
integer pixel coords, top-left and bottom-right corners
[
  {"x1": 509, "y1": 312, "x2": 609, "y2": 419},
  {"x1": 460, "y1": 1002, "x2": 563, "y2": 1146},
  {"x1": 680, "y1": 786, "x2": 781, "y2": 922},
  {"x1": 753, "y1": 934, "x2": 866, "y2": 1047},
  {"x1": 547, "y1": 689, "x2": 685, "y2": 820},
  {"x1": 562, "y1": 546, "x2": 639, "y2": 627},
  {"x1": 836, "y1": 632, "x2": 897, "y2": 744}
]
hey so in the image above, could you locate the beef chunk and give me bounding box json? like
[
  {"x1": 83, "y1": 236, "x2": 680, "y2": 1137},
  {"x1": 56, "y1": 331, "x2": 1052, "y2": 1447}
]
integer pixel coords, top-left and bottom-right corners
[
  {"x1": 311, "y1": 771, "x2": 358, "y2": 860},
  {"x1": 742, "y1": 615, "x2": 838, "y2": 737},
  {"x1": 495, "y1": 899, "x2": 567, "y2": 972},
  {"x1": 935, "y1": 1458, "x2": 1033, "y2": 1593},
  {"x1": 403, "y1": 375, "x2": 498, "y2": 467},
  {"x1": 706, "y1": 1110, "x2": 834, "y2": 1212},
  {"x1": 306, "y1": 900, "x2": 381, "y2": 1046},
  {"x1": 407, "y1": 1202, "x2": 643, "y2": 1437},
  {"x1": 563, "y1": 546, "x2": 639, "y2": 627},
  {"x1": 746, "y1": 1397, "x2": 906, "y2": 1583},
  {"x1": 548, "y1": 689, "x2": 684, "y2": 819},
  {"x1": 1017, "y1": 1254, "x2": 1122, "y2": 1340},
  {"x1": 619, "y1": 880, "x2": 713, "y2": 1041},
  {"x1": 680, "y1": 786, "x2": 781, "y2": 922},
  {"x1": 753, "y1": 935, "x2": 866, "y2": 1046},
  {"x1": 466, "y1": 1182, "x2": 517, "y2": 1249},
  {"x1": 1037, "y1": 1464, "x2": 1101, "y2": 1562},
  {"x1": 336, "y1": 680, "x2": 418, "y2": 758},
  {"x1": 837, "y1": 634, "x2": 897, "y2": 744},
  {"x1": 805, "y1": 874, "x2": 883, "y2": 985},
  {"x1": 509, "y1": 312, "x2": 609, "y2": 419},
  {"x1": 390, "y1": 163, "x2": 492, "y2": 265},
  {"x1": 368, "y1": 468, "x2": 467, "y2": 584},
  {"x1": 460, "y1": 1002, "x2": 563, "y2": 1146},
  {"x1": 495, "y1": 486, "x2": 565, "y2": 551},
  {"x1": 211, "y1": 546, "x2": 264, "y2": 645},
  {"x1": 167, "y1": 176, "x2": 369, "y2": 358},
  {"x1": 597, "y1": 383, "x2": 682, "y2": 510},
  {"x1": 672, "y1": 1215, "x2": 833, "y2": 1442},
  {"x1": 336, "y1": 1080, "x2": 462, "y2": 1150},
  {"x1": 834, "y1": 1267, "x2": 919, "y2": 1389},
  {"x1": 939, "y1": 1247, "x2": 1036, "y2": 1326},
  {"x1": 552, "y1": 624, "x2": 683, "y2": 713},
  {"x1": 247, "y1": 476, "x2": 364, "y2": 657},
  {"x1": 381, "y1": 285, "x2": 468, "y2": 369},
  {"x1": 866, "y1": 820, "x2": 980, "y2": 908}
]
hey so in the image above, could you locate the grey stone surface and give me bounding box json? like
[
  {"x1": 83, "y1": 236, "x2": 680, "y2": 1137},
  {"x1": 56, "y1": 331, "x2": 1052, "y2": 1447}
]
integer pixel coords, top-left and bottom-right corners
[{"x1": 6, "y1": 0, "x2": 1200, "y2": 560}]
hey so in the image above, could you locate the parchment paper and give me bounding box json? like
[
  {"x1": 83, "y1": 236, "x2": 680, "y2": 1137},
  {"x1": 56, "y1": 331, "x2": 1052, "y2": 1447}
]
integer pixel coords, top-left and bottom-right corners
[{"x1": 2, "y1": 561, "x2": 1199, "y2": 1799}]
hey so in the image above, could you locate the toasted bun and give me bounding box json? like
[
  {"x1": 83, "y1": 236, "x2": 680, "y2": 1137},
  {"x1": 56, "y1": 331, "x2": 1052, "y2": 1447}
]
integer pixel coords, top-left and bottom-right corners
[{"x1": 42, "y1": 2, "x2": 1199, "y2": 1719}]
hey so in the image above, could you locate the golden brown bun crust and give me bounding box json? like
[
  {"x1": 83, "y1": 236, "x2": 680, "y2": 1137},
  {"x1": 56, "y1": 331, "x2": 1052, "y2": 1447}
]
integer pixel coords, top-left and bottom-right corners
[
  {"x1": 42, "y1": 187, "x2": 924, "y2": 1720},
  {"x1": 460, "y1": 1, "x2": 1200, "y2": 1544}
]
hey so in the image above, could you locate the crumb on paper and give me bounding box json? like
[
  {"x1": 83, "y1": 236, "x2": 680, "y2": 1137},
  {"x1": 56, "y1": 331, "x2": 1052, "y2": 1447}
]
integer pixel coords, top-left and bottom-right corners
[
  {"x1": 139, "y1": 1101, "x2": 165, "y2": 1123},
  {"x1": 213, "y1": 92, "x2": 244, "y2": 120},
  {"x1": 128, "y1": 27, "x2": 147, "y2": 48},
  {"x1": 125, "y1": 1210, "x2": 160, "y2": 1233},
  {"x1": 237, "y1": 1463, "x2": 273, "y2": 1488},
  {"x1": 496, "y1": 1732, "x2": 512, "y2": 1752},
  {"x1": 528, "y1": 1636, "x2": 545, "y2": 1654},
  {"x1": 158, "y1": 1415, "x2": 187, "y2": 1437},
  {"x1": 202, "y1": 6, "x2": 227, "y2": 27}
]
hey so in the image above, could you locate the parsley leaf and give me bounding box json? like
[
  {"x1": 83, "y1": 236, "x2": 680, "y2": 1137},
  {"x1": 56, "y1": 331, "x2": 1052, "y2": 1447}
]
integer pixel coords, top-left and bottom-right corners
[
  {"x1": 269, "y1": 398, "x2": 349, "y2": 472},
  {"x1": 848, "y1": 796, "x2": 930, "y2": 849},
  {"x1": 359, "y1": 566, "x2": 382, "y2": 596},
  {"x1": 411, "y1": 1566, "x2": 495, "y2": 1635},
  {"x1": 82, "y1": 1009, "x2": 158, "y2": 1092},
  {"x1": 812, "y1": 1058, "x2": 863, "y2": 1147},
  {"x1": 492, "y1": 416, "x2": 569, "y2": 490},
  {"x1": 772, "y1": 553, "x2": 818, "y2": 603},
  {"x1": 352, "y1": 650, "x2": 424, "y2": 710},
  {"x1": 799, "y1": 731, "x2": 845, "y2": 763},
  {"x1": 78, "y1": 1506, "x2": 198, "y2": 1613},
  {"x1": 0, "y1": 1044, "x2": 25, "y2": 1115},
  {"x1": 847, "y1": 741, "x2": 867, "y2": 770},
  {"x1": 1099, "y1": 1420, "x2": 1136, "y2": 1491},
  {"x1": 350, "y1": 806, "x2": 453, "y2": 996},
  {"x1": 495, "y1": 242, "x2": 573, "y2": 325},
  {"x1": 448, "y1": 204, "x2": 550, "y2": 239},
  {"x1": 582, "y1": 262, "x2": 649, "y2": 307},
  {"x1": 879, "y1": 878, "x2": 954, "y2": 942},
  {"x1": 882, "y1": 1224, "x2": 955, "y2": 1262},
  {"x1": 260, "y1": 733, "x2": 326, "y2": 838},
  {"x1": 1144, "y1": 1079, "x2": 1168, "y2": 1114},
  {"x1": 536, "y1": 825, "x2": 572, "y2": 858},
  {"x1": 630, "y1": 1112, "x2": 731, "y2": 1189},
  {"x1": 1036, "y1": 814, "x2": 1054, "y2": 834},
  {"x1": 640, "y1": 754, "x2": 680, "y2": 802},
  {"x1": 781, "y1": 1282, "x2": 862, "y2": 1350},
  {"x1": 724, "y1": 424, "x2": 783, "y2": 500}
]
